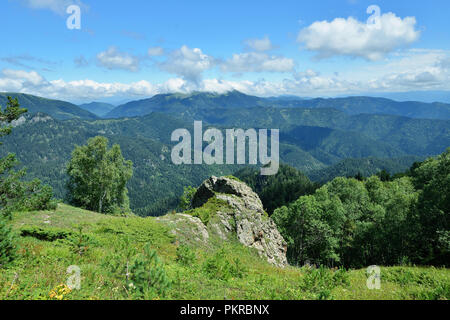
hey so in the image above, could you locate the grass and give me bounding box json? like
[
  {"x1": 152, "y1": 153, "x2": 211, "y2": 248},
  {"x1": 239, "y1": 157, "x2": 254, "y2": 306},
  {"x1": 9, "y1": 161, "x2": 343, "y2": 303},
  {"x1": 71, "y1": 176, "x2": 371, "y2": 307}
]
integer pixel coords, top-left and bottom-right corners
[{"x1": 0, "y1": 204, "x2": 448, "y2": 300}]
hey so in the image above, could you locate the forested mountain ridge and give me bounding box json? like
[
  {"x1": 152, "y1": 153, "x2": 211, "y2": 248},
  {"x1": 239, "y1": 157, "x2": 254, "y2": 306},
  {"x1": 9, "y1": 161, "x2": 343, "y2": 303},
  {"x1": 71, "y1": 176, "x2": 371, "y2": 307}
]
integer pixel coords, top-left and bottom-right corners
[
  {"x1": 106, "y1": 91, "x2": 450, "y2": 120},
  {"x1": 1, "y1": 106, "x2": 448, "y2": 216},
  {"x1": 0, "y1": 93, "x2": 98, "y2": 120}
]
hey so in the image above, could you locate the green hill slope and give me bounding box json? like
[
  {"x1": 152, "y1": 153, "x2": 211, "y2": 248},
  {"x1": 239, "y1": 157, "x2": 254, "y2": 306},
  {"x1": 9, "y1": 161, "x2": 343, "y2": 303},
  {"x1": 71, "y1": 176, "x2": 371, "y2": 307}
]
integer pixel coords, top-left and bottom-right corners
[
  {"x1": 1, "y1": 203, "x2": 448, "y2": 300},
  {"x1": 0, "y1": 93, "x2": 98, "y2": 120}
]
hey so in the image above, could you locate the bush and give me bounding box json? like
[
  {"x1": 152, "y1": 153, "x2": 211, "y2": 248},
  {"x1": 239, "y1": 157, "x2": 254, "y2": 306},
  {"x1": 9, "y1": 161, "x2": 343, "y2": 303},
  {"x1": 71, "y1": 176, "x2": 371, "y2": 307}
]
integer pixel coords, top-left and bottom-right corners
[
  {"x1": 176, "y1": 244, "x2": 196, "y2": 266},
  {"x1": 178, "y1": 186, "x2": 197, "y2": 211},
  {"x1": 203, "y1": 247, "x2": 248, "y2": 281},
  {"x1": 299, "y1": 266, "x2": 349, "y2": 300},
  {"x1": 128, "y1": 243, "x2": 171, "y2": 298},
  {"x1": 22, "y1": 181, "x2": 58, "y2": 211},
  {"x1": 0, "y1": 216, "x2": 15, "y2": 267},
  {"x1": 20, "y1": 226, "x2": 72, "y2": 242}
]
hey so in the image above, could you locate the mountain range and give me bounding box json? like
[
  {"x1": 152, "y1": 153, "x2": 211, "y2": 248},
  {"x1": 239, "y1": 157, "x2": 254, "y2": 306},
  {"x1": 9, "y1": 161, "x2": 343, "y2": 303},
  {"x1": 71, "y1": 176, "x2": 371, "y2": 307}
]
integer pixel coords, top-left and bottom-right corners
[
  {"x1": 0, "y1": 92, "x2": 98, "y2": 120},
  {"x1": 105, "y1": 90, "x2": 450, "y2": 120},
  {"x1": 1, "y1": 90, "x2": 449, "y2": 216}
]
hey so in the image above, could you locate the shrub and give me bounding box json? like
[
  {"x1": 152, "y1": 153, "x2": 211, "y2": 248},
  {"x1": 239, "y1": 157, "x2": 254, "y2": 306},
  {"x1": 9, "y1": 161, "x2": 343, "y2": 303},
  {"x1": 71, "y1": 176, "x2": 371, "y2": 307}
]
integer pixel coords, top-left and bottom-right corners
[
  {"x1": 176, "y1": 244, "x2": 196, "y2": 266},
  {"x1": 203, "y1": 247, "x2": 248, "y2": 281},
  {"x1": 20, "y1": 226, "x2": 72, "y2": 242},
  {"x1": 186, "y1": 197, "x2": 230, "y2": 225},
  {"x1": 299, "y1": 266, "x2": 349, "y2": 300},
  {"x1": 22, "y1": 180, "x2": 58, "y2": 211},
  {"x1": 178, "y1": 186, "x2": 197, "y2": 211},
  {"x1": 128, "y1": 243, "x2": 171, "y2": 298},
  {"x1": 0, "y1": 216, "x2": 16, "y2": 267}
]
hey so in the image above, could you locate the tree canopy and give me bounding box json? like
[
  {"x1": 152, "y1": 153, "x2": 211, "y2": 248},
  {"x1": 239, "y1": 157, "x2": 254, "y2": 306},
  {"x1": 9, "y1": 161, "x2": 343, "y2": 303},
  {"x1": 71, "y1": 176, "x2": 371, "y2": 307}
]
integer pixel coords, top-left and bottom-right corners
[{"x1": 67, "y1": 136, "x2": 133, "y2": 214}]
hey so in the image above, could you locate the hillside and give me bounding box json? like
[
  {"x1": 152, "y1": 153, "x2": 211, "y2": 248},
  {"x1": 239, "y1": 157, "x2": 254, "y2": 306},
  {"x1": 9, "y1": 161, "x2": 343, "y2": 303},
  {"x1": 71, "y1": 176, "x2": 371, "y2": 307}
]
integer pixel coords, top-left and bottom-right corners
[
  {"x1": 106, "y1": 91, "x2": 450, "y2": 120},
  {"x1": 0, "y1": 93, "x2": 98, "y2": 120},
  {"x1": 307, "y1": 156, "x2": 425, "y2": 182},
  {"x1": 1, "y1": 203, "x2": 448, "y2": 300},
  {"x1": 78, "y1": 102, "x2": 115, "y2": 117},
  {"x1": 1, "y1": 105, "x2": 448, "y2": 216},
  {"x1": 0, "y1": 113, "x2": 240, "y2": 216}
]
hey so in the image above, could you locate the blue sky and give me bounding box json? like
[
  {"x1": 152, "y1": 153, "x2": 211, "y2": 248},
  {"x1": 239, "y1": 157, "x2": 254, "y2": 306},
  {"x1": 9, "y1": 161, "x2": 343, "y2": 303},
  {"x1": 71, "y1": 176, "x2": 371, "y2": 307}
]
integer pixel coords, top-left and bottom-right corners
[{"x1": 1, "y1": 0, "x2": 450, "y2": 103}]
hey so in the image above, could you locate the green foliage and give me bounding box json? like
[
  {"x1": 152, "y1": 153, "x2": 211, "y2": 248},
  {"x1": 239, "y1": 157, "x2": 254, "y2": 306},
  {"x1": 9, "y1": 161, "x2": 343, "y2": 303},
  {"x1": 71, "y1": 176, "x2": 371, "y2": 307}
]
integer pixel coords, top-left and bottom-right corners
[
  {"x1": 235, "y1": 164, "x2": 319, "y2": 214},
  {"x1": 202, "y1": 247, "x2": 248, "y2": 281},
  {"x1": 0, "y1": 96, "x2": 27, "y2": 139},
  {"x1": 411, "y1": 148, "x2": 450, "y2": 265},
  {"x1": 185, "y1": 197, "x2": 230, "y2": 225},
  {"x1": 273, "y1": 150, "x2": 450, "y2": 268},
  {"x1": 299, "y1": 266, "x2": 350, "y2": 300},
  {"x1": 273, "y1": 174, "x2": 420, "y2": 267},
  {"x1": 178, "y1": 186, "x2": 197, "y2": 211},
  {"x1": 0, "y1": 216, "x2": 16, "y2": 267},
  {"x1": 20, "y1": 226, "x2": 72, "y2": 242},
  {"x1": 66, "y1": 136, "x2": 133, "y2": 214},
  {"x1": 0, "y1": 97, "x2": 55, "y2": 266},
  {"x1": 176, "y1": 244, "x2": 196, "y2": 266},
  {"x1": 1, "y1": 203, "x2": 449, "y2": 300},
  {"x1": 308, "y1": 156, "x2": 424, "y2": 183},
  {"x1": 128, "y1": 243, "x2": 171, "y2": 299}
]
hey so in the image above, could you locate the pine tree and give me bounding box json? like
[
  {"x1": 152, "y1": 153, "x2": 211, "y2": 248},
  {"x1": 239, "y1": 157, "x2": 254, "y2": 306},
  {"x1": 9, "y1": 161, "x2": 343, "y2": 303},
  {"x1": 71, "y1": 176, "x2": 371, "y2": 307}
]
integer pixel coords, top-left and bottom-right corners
[{"x1": 0, "y1": 97, "x2": 26, "y2": 267}]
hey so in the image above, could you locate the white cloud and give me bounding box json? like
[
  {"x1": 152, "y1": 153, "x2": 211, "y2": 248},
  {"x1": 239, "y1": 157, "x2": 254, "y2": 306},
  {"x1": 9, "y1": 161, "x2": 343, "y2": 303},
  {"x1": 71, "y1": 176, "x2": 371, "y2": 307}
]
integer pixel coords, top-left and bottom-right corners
[
  {"x1": 243, "y1": 36, "x2": 274, "y2": 52},
  {"x1": 159, "y1": 45, "x2": 215, "y2": 83},
  {"x1": 96, "y1": 47, "x2": 140, "y2": 72},
  {"x1": 148, "y1": 47, "x2": 164, "y2": 57},
  {"x1": 222, "y1": 52, "x2": 295, "y2": 73},
  {"x1": 298, "y1": 12, "x2": 420, "y2": 60},
  {"x1": 2, "y1": 50, "x2": 450, "y2": 102},
  {"x1": 2, "y1": 69, "x2": 46, "y2": 86},
  {"x1": 17, "y1": 0, "x2": 86, "y2": 15}
]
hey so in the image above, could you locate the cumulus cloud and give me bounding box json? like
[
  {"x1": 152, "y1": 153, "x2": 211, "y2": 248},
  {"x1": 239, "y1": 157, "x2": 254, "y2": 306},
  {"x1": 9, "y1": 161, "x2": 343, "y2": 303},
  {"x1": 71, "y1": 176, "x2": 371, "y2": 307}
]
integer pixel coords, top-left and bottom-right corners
[
  {"x1": 2, "y1": 50, "x2": 450, "y2": 102},
  {"x1": 17, "y1": 0, "x2": 86, "y2": 15},
  {"x1": 298, "y1": 12, "x2": 420, "y2": 60},
  {"x1": 222, "y1": 52, "x2": 295, "y2": 73},
  {"x1": 159, "y1": 45, "x2": 215, "y2": 83},
  {"x1": 148, "y1": 47, "x2": 164, "y2": 57},
  {"x1": 2, "y1": 69, "x2": 46, "y2": 86},
  {"x1": 96, "y1": 47, "x2": 141, "y2": 72},
  {"x1": 243, "y1": 36, "x2": 274, "y2": 52}
]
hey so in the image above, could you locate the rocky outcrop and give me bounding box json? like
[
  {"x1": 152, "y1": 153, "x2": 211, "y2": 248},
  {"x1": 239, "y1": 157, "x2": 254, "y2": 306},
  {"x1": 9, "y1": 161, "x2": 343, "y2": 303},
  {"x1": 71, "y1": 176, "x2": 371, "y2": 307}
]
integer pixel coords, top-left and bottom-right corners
[
  {"x1": 192, "y1": 176, "x2": 288, "y2": 267},
  {"x1": 156, "y1": 213, "x2": 209, "y2": 246}
]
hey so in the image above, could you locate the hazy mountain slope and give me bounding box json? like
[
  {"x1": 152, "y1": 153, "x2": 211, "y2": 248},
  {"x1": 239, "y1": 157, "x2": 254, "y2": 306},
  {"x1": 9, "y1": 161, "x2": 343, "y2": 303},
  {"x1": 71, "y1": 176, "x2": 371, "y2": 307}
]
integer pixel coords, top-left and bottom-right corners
[
  {"x1": 106, "y1": 91, "x2": 450, "y2": 120},
  {"x1": 0, "y1": 92, "x2": 98, "y2": 120},
  {"x1": 106, "y1": 91, "x2": 266, "y2": 118},
  {"x1": 78, "y1": 102, "x2": 115, "y2": 117},
  {"x1": 278, "y1": 96, "x2": 450, "y2": 119},
  {"x1": 0, "y1": 113, "x2": 239, "y2": 216},
  {"x1": 307, "y1": 156, "x2": 425, "y2": 183},
  {"x1": 180, "y1": 106, "x2": 450, "y2": 157}
]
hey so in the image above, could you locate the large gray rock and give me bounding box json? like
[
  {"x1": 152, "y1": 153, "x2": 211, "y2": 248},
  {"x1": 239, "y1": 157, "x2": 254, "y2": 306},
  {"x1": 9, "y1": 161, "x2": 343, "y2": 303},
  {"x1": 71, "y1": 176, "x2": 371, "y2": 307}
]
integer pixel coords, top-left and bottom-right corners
[{"x1": 192, "y1": 176, "x2": 288, "y2": 267}]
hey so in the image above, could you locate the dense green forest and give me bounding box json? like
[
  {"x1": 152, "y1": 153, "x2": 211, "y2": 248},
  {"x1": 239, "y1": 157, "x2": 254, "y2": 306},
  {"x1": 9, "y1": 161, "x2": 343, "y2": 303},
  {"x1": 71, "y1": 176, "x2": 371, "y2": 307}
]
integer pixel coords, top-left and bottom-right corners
[
  {"x1": 271, "y1": 149, "x2": 450, "y2": 268},
  {"x1": 1, "y1": 90, "x2": 449, "y2": 217}
]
